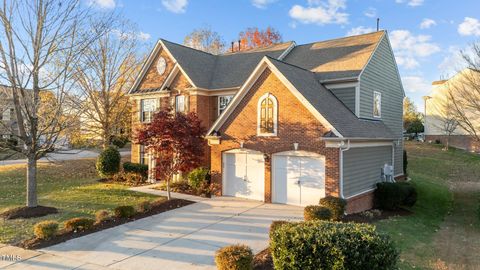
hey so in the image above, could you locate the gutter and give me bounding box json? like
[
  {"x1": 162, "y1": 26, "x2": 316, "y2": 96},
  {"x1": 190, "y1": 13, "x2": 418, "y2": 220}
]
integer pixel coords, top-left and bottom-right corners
[{"x1": 338, "y1": 140, "x2": 351, "y2": 199}]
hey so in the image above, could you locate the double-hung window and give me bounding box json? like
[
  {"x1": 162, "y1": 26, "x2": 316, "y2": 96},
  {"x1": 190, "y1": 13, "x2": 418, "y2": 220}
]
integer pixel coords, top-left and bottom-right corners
[
  {"x1": 141, "y1": 99, "x2": 156, "y2": 123},
  {"x1": 218, "y1": 95, "x2": 234, "y2": 116},
  {"x1": 175, "y1": 95, "x2": 185, "y2": 113}
]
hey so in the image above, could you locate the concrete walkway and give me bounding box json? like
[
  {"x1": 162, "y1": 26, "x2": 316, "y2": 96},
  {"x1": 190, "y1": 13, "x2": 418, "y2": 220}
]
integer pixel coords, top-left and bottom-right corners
[{"x1": 3, "y1": 197, "x2": 303, "y2": 270}]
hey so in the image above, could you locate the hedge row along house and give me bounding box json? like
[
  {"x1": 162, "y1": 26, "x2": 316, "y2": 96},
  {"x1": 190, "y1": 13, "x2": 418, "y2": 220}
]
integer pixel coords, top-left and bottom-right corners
[{"x1": 128, "y1": 31, "x2": 405, "y2": 213}]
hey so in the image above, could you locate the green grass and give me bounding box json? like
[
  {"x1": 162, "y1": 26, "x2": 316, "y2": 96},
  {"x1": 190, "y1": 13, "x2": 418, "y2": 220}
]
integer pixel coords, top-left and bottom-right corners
[
  {"x1": 0, "y1": 159, "x2": 162, "y2": 245},
  {"x1": 375, "y1": 142, "x2": 480, "y2": 269}
]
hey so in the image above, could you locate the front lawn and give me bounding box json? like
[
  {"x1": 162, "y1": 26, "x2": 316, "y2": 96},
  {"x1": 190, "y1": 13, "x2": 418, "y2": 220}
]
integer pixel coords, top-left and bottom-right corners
[{"x1": 0, "y1": 159, "x2": 162, "y2": 245}]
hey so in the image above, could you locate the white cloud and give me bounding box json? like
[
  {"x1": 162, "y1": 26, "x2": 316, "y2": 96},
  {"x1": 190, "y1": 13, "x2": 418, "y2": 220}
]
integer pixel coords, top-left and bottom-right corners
[
  {"x1": 289, "y1": 0, "x2": 348, "y2": 25},
  {"x1": 137, "y1": 32, "x2": 151, "y2": 41},
  {"x1": 161, "y1": 0, "x2": 188, "y2": 13},
  {"x1": 364, "y1": 7, "x2": 376, "y2": 18},
  {"x1": 346, "y1": 26, "x2": 375, "y2": 36},
  {"x1": 420, "y1": 18, "x2": 436, "y2": 29},
  {"x1": 390, "y1": 30, "x2": 440, "y2": 69},
  {"x1": 87, "y1": 0, "x2": 115, "y2": 9},
  {"x1": 251, "y1": 0, "x2": 276, "y2": 9},
  {"x1": 438, "y1": 45, "x2": 472, "y2": 76},
  {"x1": 395, "y1": 0, "x2": 424, "y2": 7},
  {"x1": 458, "y1": 17, "x2": 480, "y2": 36},
  {"x1": 112, "y1": 30, "x2": 151, "y2": 42},
  {"x1": 401, "y1": 76, "x2": 431, "y2": 93}
]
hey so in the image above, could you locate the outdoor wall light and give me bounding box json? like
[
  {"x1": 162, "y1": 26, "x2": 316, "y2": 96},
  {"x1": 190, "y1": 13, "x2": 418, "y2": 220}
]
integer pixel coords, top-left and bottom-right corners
[
  {"x1": 240, "y1": 141, "x2": 244, "y2": 148},
  {"x1": 293, "y1": 142, "x2": 299, "y2": 151},
  {"x1": 263, "y1": 153, "x2": 270, "y2": 162}
]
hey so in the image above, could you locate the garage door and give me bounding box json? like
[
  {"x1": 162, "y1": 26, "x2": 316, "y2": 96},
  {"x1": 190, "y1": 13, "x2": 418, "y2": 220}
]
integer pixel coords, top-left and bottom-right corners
[
  {"x1": 223, "y1": 150, "x2": 265, "y2": 201},
  {"x1": 272, "y1": 151, "x2": 325, "y2": 206}
]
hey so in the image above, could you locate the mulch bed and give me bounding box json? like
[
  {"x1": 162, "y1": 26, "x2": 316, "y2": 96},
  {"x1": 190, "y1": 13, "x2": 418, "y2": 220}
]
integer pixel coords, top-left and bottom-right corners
[
  {"x1": 253, "y1": 248, "x2": 274, "y2": 270},
  {"x1": 154, "y1": 182, "x2": 212, "y2": 198},
  {"x1": 19, "y1": 199, "x2": 194, "y2": 250},
  {"x1": 342, "y1": 208, "x2": 412, "y2": 223},
  {"x1": 0, "y1": 206, "x2": 58, "y2": 220},
  {"x1": 97, "y1": 178, "x2": 150, "y2": 187}
]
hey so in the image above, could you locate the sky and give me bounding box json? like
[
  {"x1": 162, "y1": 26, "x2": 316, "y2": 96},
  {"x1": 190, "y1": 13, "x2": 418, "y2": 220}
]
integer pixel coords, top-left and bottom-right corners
[{"x1": 89, "y1": 0, "x2": 480, "y2": 112}]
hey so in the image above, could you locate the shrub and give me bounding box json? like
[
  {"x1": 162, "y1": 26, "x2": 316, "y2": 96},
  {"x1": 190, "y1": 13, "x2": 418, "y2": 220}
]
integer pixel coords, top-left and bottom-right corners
[
  {"x1": 319, "y1": 196, "x2": 346, "y2": 220},
  {"x1": 136, "y1": 200, "x2": 152, "y2": 213},
  {"x1": 187, "y1": 167, "x2": 210, "y2": 189},
  {"x1": 304, "y1": 205, "x2": 332, "y2": 221},
  {"x1": 96, "y1": 146, "x2": 121, "y2": 178},
  {"x1": 33, "y1": 220, "x2": 59, "y2": 239},
  {"x1": 269, "y1": 220, "x2": 290, "y2": 240},
  {"x1": 215, "y1": 244, "x2": 253, "y2": 270},
  {"x1": 111, "y1": 136, "x2": 128, "y2": 148},
  {"x1": 375, "y1": 182, "x2": 418, "y2": 210},
  {"x1": 64, "y1": 217, "x2": 95, "y2": 232},
  {"x1": 123, "y1": 162, "x2": 148, "y2": 179},
  {"x1": 403, "y1": 150, "x2": 408, "y2": 175},
  {"x1": 398, "y1": 182, "x2": 418, "y2": 207},
  {"x1": 114, "y1": 205, "x2": 136, "y2": 218},
  {"x1": 271, "y1": 221, "x2": 398, "y2": 270},
  {"x1": 112, "y1": 172, "x2": 145, "y2": 186},
  {"x1": 435, "y1": 139, "x2": 441, "y2": 144},
  {"x1": 95, "y1": 210, "x2": 111, "y2": 223}
]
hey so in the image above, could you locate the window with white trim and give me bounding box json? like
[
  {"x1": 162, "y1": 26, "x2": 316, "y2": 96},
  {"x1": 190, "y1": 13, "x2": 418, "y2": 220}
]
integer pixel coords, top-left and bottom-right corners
[
  {"x1": 373, "y1": 91, "x2": 381, "y2": 118},
  {"x1": 257, "y1": 93, "x2": 277, "y2": 136},
  {"x1": 175, "y1": 95, "x2": 185, "y2": 113},
  {"x1": 140, "y1": 99, "x2": 156, "y2": 123},
  {"x1": 139, "y1": 145, "x2": 149, "y2": 166},
  {"x1": 218, "y1": 95, "x2": 233, "y2": 116}
]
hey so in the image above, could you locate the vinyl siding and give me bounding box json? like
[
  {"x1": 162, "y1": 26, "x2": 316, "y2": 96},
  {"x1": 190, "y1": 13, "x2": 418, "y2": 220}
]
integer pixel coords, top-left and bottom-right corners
[
  {"x1": 329, "y1": 87, "x2": 356, "y2": 113},
  {"x1": 343, "y1": 146, "x2": 392, "y2": 198},
  {"x1": 359, "y1": 35, "x2": 404, "y2": 176}
]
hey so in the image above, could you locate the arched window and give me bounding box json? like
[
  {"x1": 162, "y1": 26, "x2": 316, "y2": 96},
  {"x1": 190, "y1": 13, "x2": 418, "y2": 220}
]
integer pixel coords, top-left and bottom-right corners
[{"x1": 257, "y1": 93, "x2": 277, "y2": 136}]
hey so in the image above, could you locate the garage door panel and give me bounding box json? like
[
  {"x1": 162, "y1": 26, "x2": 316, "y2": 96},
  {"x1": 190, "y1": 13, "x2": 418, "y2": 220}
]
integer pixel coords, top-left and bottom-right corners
[{"x1": 223, "y1": 151, "x2": 265, "y2": 201}]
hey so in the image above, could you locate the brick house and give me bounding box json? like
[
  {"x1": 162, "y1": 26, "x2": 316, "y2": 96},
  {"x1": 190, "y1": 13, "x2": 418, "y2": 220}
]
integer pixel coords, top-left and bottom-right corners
[{"x1": 128, "y1": 31, "x2": 405, "y2": 213}]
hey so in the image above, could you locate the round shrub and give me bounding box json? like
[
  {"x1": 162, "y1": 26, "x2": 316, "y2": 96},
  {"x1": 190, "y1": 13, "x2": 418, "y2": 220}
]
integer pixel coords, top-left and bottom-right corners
[
  {"x1": 319, "y1": 196, "x2": 346, "y2": 220},
  {"x1": 111, "y1": 136, "x2": 128, "y2": 148},
  {"x1": 215, "y1": 244, "x2": 253, "y2": 270},
  {"x1": 123, "y1": 162, "x2": 148, "y2": 179},
  {"x1": 304, "y1": 205, "x2": 332, "y2": 221},
  {"x1": 271, "y1": 221, "x2": 399, "y2": 270},
  {"x1": 375, "y1": 182, "x2": 418, "y2": 210},
  {"x1": 187, "y1": 167, "x2": 210, "y2": 189},
  {"x1": 136, "y1": 200, "x2": 152, "y2": 213},
  {"x1": 114, "y1": 205, "x2": 136, "y2": 218},
  {"x1": 269, "y1": 220, "x2": 290, "y2": 240},
  {"x1": 96, "y1": 146, "x2": 121, "y2": 178},
  {"x1": 64, "y1": 217, "x2": 95, "y2": 232},
  {"x1": 95, "y1": 210, "x2": 111, "y2": 223},
  {"x1": 33, "y1": 220, "x2": 59, "y2": 239},
  {"x1": 399, "y1": 182, "x2": 418, "y2": 207}
]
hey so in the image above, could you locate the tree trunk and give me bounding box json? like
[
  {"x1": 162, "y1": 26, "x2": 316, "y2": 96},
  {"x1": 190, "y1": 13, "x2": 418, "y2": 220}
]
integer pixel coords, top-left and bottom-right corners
[
  {"x1": 446, "y1": 137, "x2": 450, "y2": 150},
  {"x1": 166, "y1": 179, "x2": 171, "y2": 200},
  {"x1": 26, "y1": 155, "x2": 38, "y2": 207}
]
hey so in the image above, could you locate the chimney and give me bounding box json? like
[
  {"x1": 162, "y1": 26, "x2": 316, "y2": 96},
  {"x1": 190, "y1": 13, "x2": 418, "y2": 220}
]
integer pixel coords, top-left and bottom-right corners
[
  {"x1": 377, "y1": 18, "x2": 380, "y2": 31},
  {"x1": 238, "y1": 40, "x2": 241, "y2": 51}
]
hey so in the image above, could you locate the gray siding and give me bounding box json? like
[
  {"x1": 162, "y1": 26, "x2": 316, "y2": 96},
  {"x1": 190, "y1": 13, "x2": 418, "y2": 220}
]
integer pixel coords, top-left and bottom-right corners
[
  {"x1": 329, "y1": 87, "x2": 356, "y2": 113},
  {"x1": 343, "y1": 146, "x2": 392, "y2": 198},
  {"x1": 359, "y1": 35, "x2": 404, "y2": 176}
]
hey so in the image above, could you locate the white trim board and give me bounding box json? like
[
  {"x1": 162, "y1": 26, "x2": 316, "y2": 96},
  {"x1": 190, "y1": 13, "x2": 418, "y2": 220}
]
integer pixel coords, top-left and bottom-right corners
[{"x1": 325, "y1": 141, "x2": 393, "y2": 148}]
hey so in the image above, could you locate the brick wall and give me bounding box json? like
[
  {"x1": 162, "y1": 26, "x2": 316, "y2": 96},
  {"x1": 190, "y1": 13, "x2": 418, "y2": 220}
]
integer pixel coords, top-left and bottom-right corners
[
  {"x1": 210, "y1": 68, "x2": 340, "y2": 202},
  {"x1": 138, "y1": 49, "x2": 173, "y2": 90},
  {"x1": 345, "y1": 191, "x2": 374, "y2": 214}
]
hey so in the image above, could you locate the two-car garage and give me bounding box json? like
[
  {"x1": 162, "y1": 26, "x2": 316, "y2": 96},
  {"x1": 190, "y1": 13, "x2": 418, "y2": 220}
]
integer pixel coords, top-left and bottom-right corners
[{"x1": 222, "y1": 149, "x2": 326, "y2": 206}]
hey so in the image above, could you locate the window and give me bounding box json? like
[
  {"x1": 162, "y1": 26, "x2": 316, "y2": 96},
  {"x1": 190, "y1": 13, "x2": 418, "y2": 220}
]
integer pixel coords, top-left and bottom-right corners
[
  {"x1": 141, "y1": 99, "x2": 156, "y2": 123},
  {"x1": 175, "y1": 95, "x2": 185, "y2": 113},
  {"x1": 373, "y1": 91, "x2": 381, "y2": 118},
  {"x1": 139, "y1": 145, "x2": 149, "y2": 166},
  {"x1": 257, "y1": 93, "x2": 277, "y2": 136},
  {"x1": 218, "y1": 95, "x2": 233, "y2": 116}
]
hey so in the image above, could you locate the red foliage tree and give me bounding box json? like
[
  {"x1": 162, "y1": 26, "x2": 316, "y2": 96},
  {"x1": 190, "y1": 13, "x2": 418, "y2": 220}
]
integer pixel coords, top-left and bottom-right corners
[
  {"x1": 237, "y1": 26, "x2": 282, "y2": 51},
  {"x1": 134, "y1": 108, "x2": 206, "y2": 199}
]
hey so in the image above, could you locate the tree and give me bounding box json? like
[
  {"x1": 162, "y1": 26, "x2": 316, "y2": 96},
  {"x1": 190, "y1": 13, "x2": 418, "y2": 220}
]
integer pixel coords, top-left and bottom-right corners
[
  {"x1": 184, "y1": 26, "x2": 225, "y2": 55},
  {"x1": 74, "y1": 21, "x2": 140, "y2": 148},
  {"x1": 0, "y1": 0, "x2": 107, "y2": 208},
  {"x1": 237, "y1": 26, "x2": 282, "y2": 51},
  {"x1": 446, "y1": 43, "x2": 480, "y2": 143},
  {"x1": 432, "y1": 93, "x2": 459, "y2": 150},
  {"x1": 403, "y1": 97, "x2": 424, "y2": 134},
  {"x1": 134, "y1": 108, "x2": 205, "y2": 200}
]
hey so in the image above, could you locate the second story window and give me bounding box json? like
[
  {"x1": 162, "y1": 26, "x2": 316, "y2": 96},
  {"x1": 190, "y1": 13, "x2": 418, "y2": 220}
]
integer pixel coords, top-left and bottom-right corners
[
  {"x1": 257, "y1": 93, "x2": 278, "y2": 136},
  {"x1": 141, "y1": 98, "x2": 156, "y2": 123},
  {"x1": 175, "y1": 95, "x2": 185, "y2": 113},
  {"x1": 218, "y1": 95, "x2": 233, "y2": 116},
  {"x1": 373, "y1": 91, "x2": 381, "y2": 118}
]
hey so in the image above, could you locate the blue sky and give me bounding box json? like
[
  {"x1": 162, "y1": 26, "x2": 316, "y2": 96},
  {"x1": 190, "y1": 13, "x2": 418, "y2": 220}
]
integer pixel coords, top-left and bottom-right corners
[{"x1": 90, "y1": 0, "x2": 480, "y2": 112}]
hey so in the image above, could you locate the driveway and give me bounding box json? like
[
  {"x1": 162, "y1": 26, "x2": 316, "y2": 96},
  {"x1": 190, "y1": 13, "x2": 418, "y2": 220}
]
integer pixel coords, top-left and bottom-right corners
[{"x1": 3, "y1": 197, "x2": 303, "y2": 270}]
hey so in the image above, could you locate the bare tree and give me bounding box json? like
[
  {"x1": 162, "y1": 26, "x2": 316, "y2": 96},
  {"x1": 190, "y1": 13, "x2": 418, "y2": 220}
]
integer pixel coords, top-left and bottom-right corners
[
  {"x1": 74, "y1": 21, "x2": 141, "y2": 149},
  {"x1": 432, "y1": 93, "x2": 459, "y2": 150},
  {"x1": 0, "y1": 0, "x2": 107, "y2": 208},
  {"x1": 184, "y1": 26, "x2": 225, "y2": 54}
]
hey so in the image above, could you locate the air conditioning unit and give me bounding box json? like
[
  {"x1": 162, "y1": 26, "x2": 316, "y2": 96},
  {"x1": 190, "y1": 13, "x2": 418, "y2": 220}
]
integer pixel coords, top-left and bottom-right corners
[{"x1": 383, "y1": 163, "x2": 394, "y2": 182}]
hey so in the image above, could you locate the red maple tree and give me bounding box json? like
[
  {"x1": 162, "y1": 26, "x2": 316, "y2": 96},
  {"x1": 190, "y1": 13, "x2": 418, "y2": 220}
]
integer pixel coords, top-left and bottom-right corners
[
  {"x1": 134, "y1": 108, "x2": 206, "y2": 199},
  {"x1": 237, "y1": 26, "x2": 282, "y2": 51}
]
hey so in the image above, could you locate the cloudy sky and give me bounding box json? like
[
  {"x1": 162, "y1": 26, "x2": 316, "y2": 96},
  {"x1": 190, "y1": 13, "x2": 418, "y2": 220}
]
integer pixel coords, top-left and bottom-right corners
[{"x1": 90, "y1": 0, "x2": 479, "y2": 112}]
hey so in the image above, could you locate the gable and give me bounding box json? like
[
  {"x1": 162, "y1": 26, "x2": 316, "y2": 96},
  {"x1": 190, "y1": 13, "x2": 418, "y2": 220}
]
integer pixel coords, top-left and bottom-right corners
[{"x1": 137, "y1": 47, "x2": 175, "y2": 91}]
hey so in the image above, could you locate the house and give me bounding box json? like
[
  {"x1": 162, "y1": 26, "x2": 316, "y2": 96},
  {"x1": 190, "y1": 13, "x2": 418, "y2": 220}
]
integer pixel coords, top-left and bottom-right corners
[
  {"x1": 425, "y1": 69, "x2": 480, "y2": 152},
  {"x1": 0, "y1": 86, "x2": 18, "y2": 140},
  {"x1": 128, "y1": 31, "x2": 405, "y2": 213}
]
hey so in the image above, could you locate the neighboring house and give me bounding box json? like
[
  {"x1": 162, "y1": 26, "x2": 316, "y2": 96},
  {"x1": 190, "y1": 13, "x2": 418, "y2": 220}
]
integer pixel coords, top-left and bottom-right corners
[
  {"x1": 425, "y1": 69, "x2": 480, "y2": 152},
  {"x1": 128, "y1": 31, "x2": 405, "y2": 213},
  {"x1": 0, "y1": 86, "x2": 18, "y2": 140}
]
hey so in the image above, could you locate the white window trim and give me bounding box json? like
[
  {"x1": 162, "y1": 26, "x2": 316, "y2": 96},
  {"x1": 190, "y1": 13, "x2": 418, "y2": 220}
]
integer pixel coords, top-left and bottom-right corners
[
  {"x1": 373, "y1": 91, "x2": 382, "y2": 118},
  {"x1": 217, "y1": 95, "x2": 234, "y2": 116},
  {"x1": 175, "y1": 95, "x2": 186, "y2": 113},
  {"x1": 257, "y1": 92, "x2": 278, "y2": 136},
  {"x1": 140, "y1": 98, "x2": 157, "y2": 123}
]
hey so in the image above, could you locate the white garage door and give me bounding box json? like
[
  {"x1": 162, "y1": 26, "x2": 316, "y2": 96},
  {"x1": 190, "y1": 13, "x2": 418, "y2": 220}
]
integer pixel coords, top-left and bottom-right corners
[
  {"x1": 272, "y1": 151, "x2": 325, "y2": 206},
  {"x1": 223, "y1": 150, "x2": 265, "y2": 201}
]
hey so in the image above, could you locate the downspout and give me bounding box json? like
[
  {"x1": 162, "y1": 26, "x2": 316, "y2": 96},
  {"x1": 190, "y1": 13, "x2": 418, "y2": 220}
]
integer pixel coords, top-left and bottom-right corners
[
  {"x1": 339, "y1": 140, "x2": 350, "y2": 199},
  {"x1": 391, "y1": 140, "x2": 397, "y2": 182}
]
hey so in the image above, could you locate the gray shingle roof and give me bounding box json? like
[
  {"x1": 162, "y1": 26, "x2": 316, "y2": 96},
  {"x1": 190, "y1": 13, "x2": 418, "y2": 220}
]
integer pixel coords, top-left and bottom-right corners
[{"x1": 267, "y1": 57, "x2": 395, "y2": 139}]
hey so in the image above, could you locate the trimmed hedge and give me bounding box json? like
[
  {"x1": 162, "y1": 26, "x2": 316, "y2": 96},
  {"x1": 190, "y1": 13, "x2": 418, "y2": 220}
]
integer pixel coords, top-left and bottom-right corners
[
  {"x1": 123, "y1": 162, "x2": 148, "y2": 179},
  {"x1": 304, "y1": 205, "x2": 332, "y2": 221},
  {"x1": 187, "y1": 167, "x2": 210, "y2": 189},
  {"x1": 64, "y1": 217, "x2": 95, "y2": 232},
  {"x1": 96, "y1": 146, "x2": 121, "y2": 178},
  {"x1": 403, "y1": 150, "x2": 408, "y2": 175},
  {"x1": 215, "y1": 244, "x2": 253, "y2": 270},
  {"x1": 319, "y1": 196, "x2": 346, "y2": 220},
  {"x1": 95, "y1": 210, "x2": 111, "y2": 223},
  {"x1": 271, "y1": 221, "x2": 398, "y2": 270},
  {"x1": 136, "y1": 200, "x2": 152, "y2": 213},
  {"x1": 114, "y1": 205, "x2": 136, "y2": 218},
  {"x1": 33, "y1": 220, "x2": 59, "y2": 239},
  {"x1": 269, "y1": 220, "x2": 290, "y2": 240},
  {"x1": 375, "y1": 182, "x2": 417, "y2": 210}
]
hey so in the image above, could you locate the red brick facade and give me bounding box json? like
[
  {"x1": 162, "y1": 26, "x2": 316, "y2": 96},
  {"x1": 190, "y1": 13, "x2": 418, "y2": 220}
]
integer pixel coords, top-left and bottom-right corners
[
  {"x1": 345, "y1": 191, "x2": 374, "y2": 214},
  {"x1": 210, "y1": 68, "x2": 340, "y2": 202}
]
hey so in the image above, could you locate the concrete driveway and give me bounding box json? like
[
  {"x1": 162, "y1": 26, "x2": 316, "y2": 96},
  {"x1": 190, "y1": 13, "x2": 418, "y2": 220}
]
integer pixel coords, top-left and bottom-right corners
[{"x1": 4, "y1": 197, "x2": 303, "y2": 270}]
